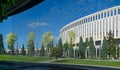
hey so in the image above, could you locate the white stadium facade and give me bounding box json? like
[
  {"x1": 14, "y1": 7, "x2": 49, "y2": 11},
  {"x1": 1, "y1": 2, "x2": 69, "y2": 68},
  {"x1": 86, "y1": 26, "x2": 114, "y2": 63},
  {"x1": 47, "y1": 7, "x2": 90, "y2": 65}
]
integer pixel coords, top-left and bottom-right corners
[{"x1": 60, "y1": 6, "x2": 120, "y2": 58}]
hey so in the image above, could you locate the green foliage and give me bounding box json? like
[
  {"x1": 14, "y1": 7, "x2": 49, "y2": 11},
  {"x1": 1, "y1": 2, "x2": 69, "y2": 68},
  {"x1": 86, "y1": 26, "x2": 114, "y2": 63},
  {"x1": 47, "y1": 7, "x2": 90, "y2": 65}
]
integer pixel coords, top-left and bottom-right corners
[
  {"x1": 15, "y1": 42, "x2": 19, "y2": 55},
  {"x1": 63, "y1": 41, "x2": 69, "y2": 57},
  {"x1": 0, "y1": 0, "x2": 17, "y2": 22},
  {"x1": 0, "y1": 34, "x2": 5, "y2": 54},
  {"x1": 68, "y1": 30, "x2": 75, "y2": 58},
  {"x1": 89, "y1": 37, "x2": 95, "y2": 58},
  {"x1": 35, "y1": 45, "x2": 39, "y2": 56},
  {"x1": 42, "y1": 32, "x2": 53, "y2": 47},
  {"x1": 27, "y1": 32, "x2": 35, "y2": 56},
  {"x1": 42, "y1": 32, "x2": 54, "y2": 55},
  {"x1": 50, "y1": 47, "x2": 62, "y2": 61},
  {"x1": 6, "y1": 32, "x2": 17, "y2": 55},
  {"x1": 68, "y1": 30, "x2": 75, "y2": 43},
  {"x1": 40, "y1": 44, "x2": 45, "y2": 56},
  {"x1": 79, "y1": 36, "x2": 85, "y2": 58},
  {"x1": 21, "y1": 44, "x2": 25, "y2": 55},
  {"x1": 84, "y1": 38, "x2": 89, "y2": 47},
  {"x1": 63, "y1": 41, "x2": 69, "y2": 51},
  {"x1": 117, "y1": 46, "x2": 120, "y2": 58},
  {"x1": 101, "y1": 37, "x2": 108, "y2": 60},
  {"x1": 28, "y1": 32, "x2": 35, "y2": 41},
  {"x1": 69, "y1": 42, "x2": 74, "y2": 58},
  {"x1": 58, "y1": 38, "x2": 63, "y2": 56},
  {"x1": 107, "y1": 31, "x2": 117, "y2": 58}
]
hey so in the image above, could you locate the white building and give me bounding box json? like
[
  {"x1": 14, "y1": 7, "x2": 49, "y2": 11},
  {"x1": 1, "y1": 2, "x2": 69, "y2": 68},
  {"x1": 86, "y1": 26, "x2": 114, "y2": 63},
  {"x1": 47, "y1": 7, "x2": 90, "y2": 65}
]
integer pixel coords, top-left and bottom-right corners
[{"x1": 60, "y1": 6, "x2": 120, "y2": 58}]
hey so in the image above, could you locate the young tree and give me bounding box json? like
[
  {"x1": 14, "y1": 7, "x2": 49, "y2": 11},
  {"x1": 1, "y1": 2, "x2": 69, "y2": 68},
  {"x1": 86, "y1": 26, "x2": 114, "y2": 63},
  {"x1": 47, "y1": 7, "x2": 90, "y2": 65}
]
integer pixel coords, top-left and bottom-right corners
[
  {"x1": 101, "y1": 37, "x2": 108, "y2": 60},
  {"x1": 21, "y1": 44, "x2": 25, "y2": 55},
  {"x1": 58, "y1": 38, "x2": 63, "y2": 56},
  {"x1": 15, "y1": 42, "x2": 19, "y2": 55},
  {"x1": 6, "y1": 32, "x2": 17, "y2": 55},
  {"x1": 107, "y1": 31, "x2": 117, "y2": 58},
  {"x1": 68, "y1": 30, "x2": 75, "y2": 58},
  {"x1": 35, "y1": 43, "x2": 39, "y2": 56},
  {"x1": 40, "y1": 44, "x2": 45, "y2": 56},
  {"x1": 50, "y1": 47, "x2": 62, "y2": 61},
  {"x1": 79, "y1": 36, "x2": 85, "y2": 58},
  {"x1": 49, "y1": 40, "x2": 54, "y2": 53},
  {"x1": 69, "y1": 42, "x2": 74, "y2": 58},
  {"x1": 63, "y1": 41, "x2": 69, "y2": 57},
  {"x1": 84, "y1": 38, "x2": 89, "y2": 47},
  {"x1": 27, "y1": 32, "x2": 35, "y2": 56},
  {"x1": 89, "y1": 37, "x2": 95, "y2": 58},
  {"x1": 0, "y1": 34, "x2": 5, "y2": 54},
  {"x1": 42, "y1": 32, "x2": 54, "y2": 56}
]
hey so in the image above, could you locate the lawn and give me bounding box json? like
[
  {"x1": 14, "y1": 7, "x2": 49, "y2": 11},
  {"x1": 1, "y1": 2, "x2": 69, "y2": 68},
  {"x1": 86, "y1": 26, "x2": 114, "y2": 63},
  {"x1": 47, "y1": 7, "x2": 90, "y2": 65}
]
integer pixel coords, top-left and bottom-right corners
[
  {"x1": 0, "y1": 55, "x2": 120, "y2": 68},
  {"x1": 56, "y1": 59, "x2": 120, "y2": 67},
  {"x1": 0, "y1": 55, "x2": 53, "y2": 62}
]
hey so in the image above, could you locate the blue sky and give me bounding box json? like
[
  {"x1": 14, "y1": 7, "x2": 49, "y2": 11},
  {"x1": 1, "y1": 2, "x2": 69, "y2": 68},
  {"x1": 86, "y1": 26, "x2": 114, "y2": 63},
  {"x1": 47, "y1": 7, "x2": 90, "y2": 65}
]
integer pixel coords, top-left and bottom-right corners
[{"x1": 0, "y1": 0, "x2": 120, "y2": 49}]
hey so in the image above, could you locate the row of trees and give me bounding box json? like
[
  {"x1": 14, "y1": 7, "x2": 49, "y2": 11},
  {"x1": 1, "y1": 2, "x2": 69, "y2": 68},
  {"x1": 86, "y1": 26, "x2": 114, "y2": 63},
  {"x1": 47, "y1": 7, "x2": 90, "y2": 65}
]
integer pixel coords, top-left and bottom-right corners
[
  {"x1": 101, "y1": 31, "x2": 119, "y2": 59},
  {"x1": 2, "y1": 31, "x2": 59, "y2": 57},
  {"x1": 63, "y1": 36, "x2": 95, "y2": 59},
  {"x1": 4, "y1": 32, "x2": 48, "y2": 56},
  {"x1": 61, "y1": 30, "x2": 119, "y2": 60},
  {"x1": 0, "y1": 34, "x2": 5, "y2": 54},
  {"x1": 0, "y1": 30, "x2": 119, "y2": 60}
]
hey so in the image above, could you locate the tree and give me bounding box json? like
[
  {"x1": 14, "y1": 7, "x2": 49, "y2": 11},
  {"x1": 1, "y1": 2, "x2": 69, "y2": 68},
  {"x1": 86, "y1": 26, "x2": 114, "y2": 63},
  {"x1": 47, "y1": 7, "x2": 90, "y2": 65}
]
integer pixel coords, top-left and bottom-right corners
[
  {"x1": 58, "y1": 38, "x2": 63, "y2": 56},
  {"x1": 15, "y1": 42, "x2": 19, "y2": 55},
  {"x1": 42, "y1": 32, "x2": 54, "y2": 56},
  {"x1": 63, "y1": 41, "x2": 69, "y2": 57},
  {"x1": 6, "y1": 32, "x2": 17, "y2": 55},
  {"x1": 84, "y1": 38, "x2": 89, "y2": 47},
  {"x1": 21, "y1": 44, "x2": 25, "y2": 55},
  {"x1": 89, "y1": 37, "x2": 95, "y2": 58},
  {"x1": 50, "y1": 47, "x2": 62, "y2": 61},
  {"x1": 107, "y1": 30, "x2": 117, "y2": 58},
  {"x1": 27, "y1": 32, "x2": 35, "y2": 56},
  {"x1": 79, "y1": 36, "x2": 85, "y2": 58},
  {"x1": 101, "y1": 37, "x2": 108, "y2": 60},
  {"x1": 35, "y1": 43, "x2": 39, "y2": 56},
  {"x1": 68, "y1": 30, "x2": 75, "y2": 58},
  {"x1": 40, "y1": 44, "x2": 45, "y2": 56},
  {"x1": 0, "y1": 34, "x2": 5, "y2": 54}
]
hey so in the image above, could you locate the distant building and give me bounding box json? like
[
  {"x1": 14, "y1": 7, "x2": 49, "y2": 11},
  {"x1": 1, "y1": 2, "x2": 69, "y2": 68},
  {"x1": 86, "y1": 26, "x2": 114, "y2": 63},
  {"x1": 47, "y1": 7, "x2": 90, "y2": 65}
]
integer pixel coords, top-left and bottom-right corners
[{"x1": 7, "y1": 47, "x2": 47, "y2": 56}]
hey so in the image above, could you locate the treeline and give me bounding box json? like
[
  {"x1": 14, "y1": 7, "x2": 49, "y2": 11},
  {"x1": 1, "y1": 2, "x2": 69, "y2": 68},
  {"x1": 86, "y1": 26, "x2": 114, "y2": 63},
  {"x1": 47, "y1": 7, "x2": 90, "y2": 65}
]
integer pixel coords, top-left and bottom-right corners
[
  {"x1": 62, "y1": 30, "x2": 119, "y2": 60},
  {"x1": 0, "y1": 32, "x2": 62, "y2": 58},
  {"x1": 0, "y1": 30, "x2": 119, "y2": 60}
]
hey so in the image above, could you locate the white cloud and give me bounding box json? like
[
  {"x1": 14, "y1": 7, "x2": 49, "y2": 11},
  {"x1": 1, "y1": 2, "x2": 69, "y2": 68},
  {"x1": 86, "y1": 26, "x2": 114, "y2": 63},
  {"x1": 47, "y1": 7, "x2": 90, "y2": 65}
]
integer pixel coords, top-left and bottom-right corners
[
  {"x1": 28, "y1": 22, "x2": 48, "y2": 28},
  {"x1": 39, "y1": 22, "x2": 48, "y2": 26}
]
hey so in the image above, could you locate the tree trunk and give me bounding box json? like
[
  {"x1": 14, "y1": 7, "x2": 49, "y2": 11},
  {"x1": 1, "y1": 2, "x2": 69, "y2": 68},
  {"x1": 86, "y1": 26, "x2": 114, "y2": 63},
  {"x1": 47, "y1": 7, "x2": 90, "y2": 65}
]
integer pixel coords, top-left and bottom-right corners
[{"x1": 55, "y1": 57, "x2": 57, "y2": 62}]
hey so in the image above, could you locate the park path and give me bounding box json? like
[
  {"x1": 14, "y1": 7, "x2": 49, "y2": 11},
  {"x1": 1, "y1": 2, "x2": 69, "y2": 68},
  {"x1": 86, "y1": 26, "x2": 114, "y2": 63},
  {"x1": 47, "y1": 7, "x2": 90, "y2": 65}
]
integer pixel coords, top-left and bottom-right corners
[
  {"x1": 38, "y1": 58, "x2": 120, "y2": 63},
  {"x1": 38, "y1": 58, "x2": 67, "y2": 63}
]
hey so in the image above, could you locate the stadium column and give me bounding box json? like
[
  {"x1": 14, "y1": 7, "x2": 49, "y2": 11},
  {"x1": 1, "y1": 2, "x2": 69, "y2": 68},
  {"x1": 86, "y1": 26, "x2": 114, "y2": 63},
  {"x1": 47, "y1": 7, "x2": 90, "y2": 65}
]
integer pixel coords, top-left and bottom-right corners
[
  {"x1": 96, "y1": 48, "x2": 97, "y2": 58},
  {"x1": 85, "y1": 48, "x2": 87, "y2": 58},
  {"x1": 74, "y1": 47, "x2": 75, "y2": 58}
]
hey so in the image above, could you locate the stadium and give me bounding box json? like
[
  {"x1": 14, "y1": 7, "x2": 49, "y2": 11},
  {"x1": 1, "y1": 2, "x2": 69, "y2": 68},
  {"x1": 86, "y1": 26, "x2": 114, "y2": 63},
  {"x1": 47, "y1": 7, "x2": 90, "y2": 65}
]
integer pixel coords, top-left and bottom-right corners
[{"x1": 60, "y1": 6, "x2": 120, "y2": 58}]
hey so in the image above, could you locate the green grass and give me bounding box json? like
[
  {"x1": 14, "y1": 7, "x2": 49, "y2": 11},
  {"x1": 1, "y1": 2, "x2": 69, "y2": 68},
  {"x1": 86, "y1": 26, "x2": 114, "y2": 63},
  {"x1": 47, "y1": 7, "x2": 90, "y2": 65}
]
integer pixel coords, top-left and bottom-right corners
[
  {"x1": 56, "y1": 59, "x2": 120, "y2": 67},
  {"x1": 0, "y1": 54, "x2": 53, "y2": 62},
  {"x1": 0, "y1": 55, "x2": 120, "y2": 68}
]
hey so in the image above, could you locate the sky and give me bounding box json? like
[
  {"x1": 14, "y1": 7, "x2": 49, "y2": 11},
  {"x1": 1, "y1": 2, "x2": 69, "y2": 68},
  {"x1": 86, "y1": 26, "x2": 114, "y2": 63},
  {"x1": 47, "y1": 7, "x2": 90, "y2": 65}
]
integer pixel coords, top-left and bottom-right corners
[{"x1": 0, "y1": 0, "x2": 120, "y2": 49}]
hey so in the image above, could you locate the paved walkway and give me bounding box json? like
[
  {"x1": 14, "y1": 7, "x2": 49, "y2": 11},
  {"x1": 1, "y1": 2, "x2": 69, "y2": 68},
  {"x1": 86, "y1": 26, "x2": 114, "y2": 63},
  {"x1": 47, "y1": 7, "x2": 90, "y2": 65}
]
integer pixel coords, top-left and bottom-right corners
[
  {"x1": 37, "y1": 58, "x2": 120, "y2": 69},
  {"x1": 38, "y1": 58, "x2": 120, "y2": 63},
  {"x1": 38, "y1": 58, "x2": 67, "y2": 63}
]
